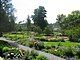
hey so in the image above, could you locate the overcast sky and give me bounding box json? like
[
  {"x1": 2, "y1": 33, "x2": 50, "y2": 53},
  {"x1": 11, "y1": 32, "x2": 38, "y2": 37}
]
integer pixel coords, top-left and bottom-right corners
[{"x1": 12, "y1": 0, "x2": 80, "y2": 23}]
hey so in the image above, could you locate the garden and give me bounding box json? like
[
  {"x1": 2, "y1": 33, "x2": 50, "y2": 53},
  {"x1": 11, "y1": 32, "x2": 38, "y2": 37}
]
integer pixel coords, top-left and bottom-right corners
[
  {"x1": 0, "y1": 39, "x2": 48, "y2": 60},
  {"x1": 3, "y1": 32, "x2": 80, "y2": 60},
  {"x1": 0, "y1": 0, "x2": 80, "y2": 59}
]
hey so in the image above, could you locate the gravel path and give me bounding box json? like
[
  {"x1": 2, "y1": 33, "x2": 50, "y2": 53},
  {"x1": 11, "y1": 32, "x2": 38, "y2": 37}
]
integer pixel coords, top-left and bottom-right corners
[{"x1": 0, "y1": 37, "x2": 65, "y2": 60}]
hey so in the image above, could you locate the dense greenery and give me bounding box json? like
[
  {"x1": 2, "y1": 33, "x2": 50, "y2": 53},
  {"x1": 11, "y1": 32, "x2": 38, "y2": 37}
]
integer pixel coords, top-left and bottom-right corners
[
  {"x1": 25, "y1": 50, "x2": 48, "y2": 60},
  {"x1": 4, "y1": 32, "x2": 30, "y2": 46},
  {"x1": 43, "y1": 24, "x2": 53, "y2": 35},
  {"x1": 3, "y1": 32, "x2": 80, "y2": 59},
  {"x1": 0, "y1": 40, "x2": 48, "y2": 60},
  {"x1": 1, "y1": 2, "x2": 80, "y2": 59},
  {"x1": 56, "y1": 10, "x2": 80, "y2": 42},
  {"x1": 0, "y1": 0, "x2": 15, "y2": 32},
  {"x1": 32, "y1": 6, "x2": 48, "y2": 31}
]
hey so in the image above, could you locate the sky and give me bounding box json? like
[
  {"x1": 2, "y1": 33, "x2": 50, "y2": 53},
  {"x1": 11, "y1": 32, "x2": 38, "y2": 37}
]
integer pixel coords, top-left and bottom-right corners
[{"x1": 12, "y1": 0, "x2": 80, "y2": 23}]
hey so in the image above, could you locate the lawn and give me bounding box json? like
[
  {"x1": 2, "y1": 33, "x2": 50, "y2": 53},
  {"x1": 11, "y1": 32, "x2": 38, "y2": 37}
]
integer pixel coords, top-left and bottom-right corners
[{"x1": 44, "y1": 41, "x2": 80, "y2": 47}]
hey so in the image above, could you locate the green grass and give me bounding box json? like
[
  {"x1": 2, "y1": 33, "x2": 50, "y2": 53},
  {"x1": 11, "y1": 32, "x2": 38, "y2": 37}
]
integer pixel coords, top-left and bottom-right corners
[
  {"x1": 44, "y1": 41, "x2": 80, "y2": 47},
  {"x1": 3, "y1": 32, "x2": 31, "y2": 46},
  {"x1": 4, "y1": 33, "x2": 29, "y2": 40}
]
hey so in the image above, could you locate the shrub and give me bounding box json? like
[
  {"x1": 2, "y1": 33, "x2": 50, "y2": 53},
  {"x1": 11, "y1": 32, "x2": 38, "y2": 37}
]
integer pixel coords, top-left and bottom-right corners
[
  {"x1": 32, "y1": 26, "x2": 42, "y2": 34},
  {"x1": 2, "y1": 47, "x2": 10, "y2": 52},
  {"x1": 65, "y1": 28, "x2": 80, "y2": 42},
  {"x1": 64, "y1": 47, "x2": 75, "y2": 57},
  {"x1": 36, "y1": 54, "x2": 48, "y2": 60},
  {"x1": 24, "y1": 50, "x2": 38, "y2": 60},
  {"x1": 28, "y1": 40, "x2": 44, "y2": 50},
  {"x1": 24, "y1": 50, "x2": 48, "y2": 60},
  {"x1": 69, "y1": 35, "x2": 78, "y2": 42},
  {"x1": 76, "y1": 48, "x2": 80, "y2": 58},
  {"x1": 47, "y1": 47, "x2": 65, "y2": 57},
  {"x1": 43, "y1": 26, "x2": 53, "y2": 35},
  {"x1": 35, "y1": 41, "x2": 44, "y2": 50}
]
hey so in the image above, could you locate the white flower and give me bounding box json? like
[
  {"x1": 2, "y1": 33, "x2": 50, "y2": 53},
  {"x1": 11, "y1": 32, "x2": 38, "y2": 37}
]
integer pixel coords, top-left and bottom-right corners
[
  {"x1": 0, "y1": 57, "x2": 4, "y2": 60},
  {"x1": 55, "y1": 49, "x2": 57, "y2": 51}
]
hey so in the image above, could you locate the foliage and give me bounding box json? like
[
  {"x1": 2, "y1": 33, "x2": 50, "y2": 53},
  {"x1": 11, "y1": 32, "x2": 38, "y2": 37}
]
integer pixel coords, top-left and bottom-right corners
[
  {"x1": 76, "y1": 48, "x2": 80, "y2": 58},
  {"x1": 44, "y1": 25, "x2": 53, "y2": 35},
  {"x1": 64, "y1": 27, "x2": 80, "y2": 42},
  {"x1": 36, "y1": 54, "x2": 48, "y2": 60},
  {"x1": 32, "y1": 6, "x2": 48, "y2": 31},
  {"x1": 44, "y1": 46, "x2": 80, "y2": 59},
  {"x1": 64, "y1": 47, "x2": 75, "y2": 57},
  {"x1": 56, "y1": 10, "x2": 80, "y2": 42},
  {"x1": 24, "y1": 50, "x2": 38, "y2": 60},
  {"x1": 0, "y1": 0, "x2": 15, "y2": 32},
  {"x1": 32, "y1": 26, "x2": 42, "y2": 34},
  {"x1": 27, "y1": 15, "x2": 31, "y2": 31},
  {"x1": 0, "y1": 40, "x2": 21, "y2": 59},
  {"x1": 0, "y1": 40, "x2": 47, "y2": 60},
  {"x1": 24, "y1": 50, "x2": 48, "y2": 60},
  {"x1": 28, "y1": 40, "x2": 44, "y2": 50},
  {"x1": 4, "y1": 32, "x2": 30, "y2": 46},
  {"x1": 2, "y1": 47, "x2": 10, "y2": 52}
]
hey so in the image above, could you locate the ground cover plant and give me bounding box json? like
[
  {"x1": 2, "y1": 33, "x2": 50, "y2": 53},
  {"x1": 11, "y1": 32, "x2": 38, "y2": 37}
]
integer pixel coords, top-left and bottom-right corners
[{"x1": 3, "y1": 32, "x2": 30, "y2": 46}]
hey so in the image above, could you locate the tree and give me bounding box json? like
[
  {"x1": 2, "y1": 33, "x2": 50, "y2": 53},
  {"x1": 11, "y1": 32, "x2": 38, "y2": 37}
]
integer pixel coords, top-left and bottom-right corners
[
  {"x1": 0, "y1": 0, "x2": 15, "y2": 32},
  {"x1": 27, "y1": 15, "x2": 31, "y2": 31},
  {"x1": 56, "y1": 10, "x2": 80, "y2": 42},
  {"x1": 44, "y1": 24, "x2": 53, "y2": 35},
  {"x1": 32, "y1": 6, "x2": 48, "y2": 31},
  {"x1": 56, "y1": 14, "x2": 66, "y2": 30}
]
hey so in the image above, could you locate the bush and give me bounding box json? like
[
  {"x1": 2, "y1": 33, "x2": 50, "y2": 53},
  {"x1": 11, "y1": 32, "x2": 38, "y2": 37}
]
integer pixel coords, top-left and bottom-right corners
[
  {"x1": 36, "y1": 54, "x2": 48, "y2": 60},
  {"x1": 28, "y1": 40, "x2": 44, "y2": 50},
  {"x1": 43, "y1": 26, "x2": 53, "y2": 35},
  {"x1": 46, "y1": 47, "x2": 65, "y2": 57},
  {"x1": 2, "y1": 47, "x2": 10, "y2": 52},
  {"x1": 64, "y1": 47, "x2": 75, "y2": 57},
  {"x1": 76, "y1": 48, "x2": 80, "y2": 58},
  {"x1": 32, "y1": 26, "x2": 42, "y2": 34},
  {"x1": 65, "y1": 28, "x2": 80, "y2": 42},
  {"x1": 35, "y1": 41, "x2": 44, "y2": 50},
  {"x1": 24, "y1": 50, "x2": 48, "y2": 60},
  {"x1": 24, "y1": 50, "x2": 38, "y2": 60},
  {"x1": 69, "y1": 35, "x2": 78, "y2": 42}
]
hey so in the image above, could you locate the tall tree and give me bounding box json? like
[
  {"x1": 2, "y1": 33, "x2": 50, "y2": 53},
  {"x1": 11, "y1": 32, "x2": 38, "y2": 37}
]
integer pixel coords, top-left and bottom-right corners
[
  {"x1": 56, "y1": 14, "x2": 66, "y2": 29},
  {"x1": 27, "y1": 15, "x2": 31, "y2": 31},
  {"x1": 32, "y1": 6, "x2": 48, "y2": 31},
  {"x1": 0, "y1": 0, "x2": 15, "y2": 32}
]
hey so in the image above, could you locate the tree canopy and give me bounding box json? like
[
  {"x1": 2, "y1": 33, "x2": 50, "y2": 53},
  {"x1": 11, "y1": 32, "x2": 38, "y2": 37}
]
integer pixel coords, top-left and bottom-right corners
[
  {"x1": 0, "y1": 0, "x2": 15, "y2": 32},
  {"x1": 32, "y1": 6, "x2": 48, "y2": 31},
  {"x1": 56, "y1": 10, "x2": 80, "y2": 41}
]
